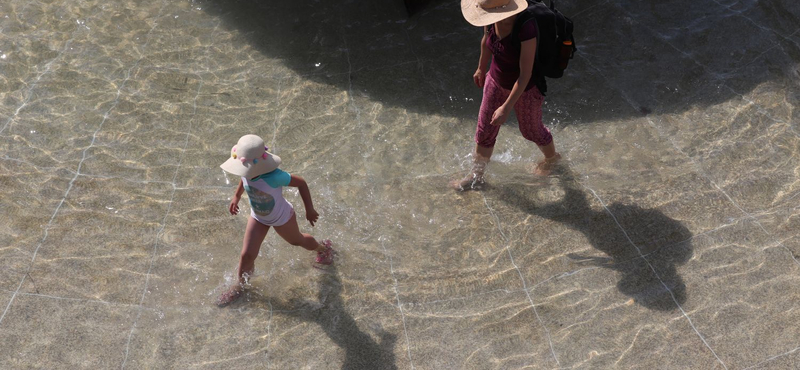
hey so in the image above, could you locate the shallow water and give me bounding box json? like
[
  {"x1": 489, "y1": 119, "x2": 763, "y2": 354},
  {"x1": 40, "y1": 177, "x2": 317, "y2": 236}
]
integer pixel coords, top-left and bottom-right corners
[{"x1": 1, "y1": 0, "x2": 799, "y2": 368}]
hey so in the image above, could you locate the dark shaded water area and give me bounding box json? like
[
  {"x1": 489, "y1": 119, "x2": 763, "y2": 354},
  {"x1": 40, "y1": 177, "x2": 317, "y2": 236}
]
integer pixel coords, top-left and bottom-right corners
[{"x1": 205, "y1": 0, "x2": 800, "y2": 126}]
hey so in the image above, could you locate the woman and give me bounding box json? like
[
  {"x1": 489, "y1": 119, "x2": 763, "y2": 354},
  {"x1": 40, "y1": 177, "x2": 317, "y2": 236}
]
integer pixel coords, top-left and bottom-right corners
[{"x1": 453, "y1": 0, "x2": 560, "y2": 190}]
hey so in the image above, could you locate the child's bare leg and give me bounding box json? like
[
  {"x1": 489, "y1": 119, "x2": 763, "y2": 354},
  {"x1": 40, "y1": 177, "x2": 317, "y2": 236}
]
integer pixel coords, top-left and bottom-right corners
[
  {"x1": 237, "y1": 216, "x2": 271, "y2": 282},
  {"x1": 218, "y1": 216, "x2": 270, "y2": 306},
  {"x1": 273, "y1": 212, "x2": 325, "y2": 252}
]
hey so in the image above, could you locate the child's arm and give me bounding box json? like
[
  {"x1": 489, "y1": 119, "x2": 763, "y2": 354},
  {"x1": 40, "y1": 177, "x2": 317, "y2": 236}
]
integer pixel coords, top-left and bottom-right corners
[
  {"x1": 288, "y1": 175, "x2": 319, "y2": 226},
  {"x1": 229, "y1": 179, "x2": 244, "y2": 215}
]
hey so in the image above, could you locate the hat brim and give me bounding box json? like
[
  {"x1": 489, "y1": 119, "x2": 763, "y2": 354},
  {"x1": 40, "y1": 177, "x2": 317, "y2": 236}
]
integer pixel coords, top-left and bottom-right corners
[
  {"x1": 461, "y1": 0, "x2": 527, "y2": 27},
  {"x1": 220, "y1": 153, "x2": 281, "y2": 178}
]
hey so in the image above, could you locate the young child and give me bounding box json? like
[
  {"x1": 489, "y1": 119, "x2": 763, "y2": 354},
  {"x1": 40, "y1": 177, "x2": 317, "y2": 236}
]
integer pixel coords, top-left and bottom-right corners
[{"x1": 217, "y1": 134, "x2": 334, "y2": 306}]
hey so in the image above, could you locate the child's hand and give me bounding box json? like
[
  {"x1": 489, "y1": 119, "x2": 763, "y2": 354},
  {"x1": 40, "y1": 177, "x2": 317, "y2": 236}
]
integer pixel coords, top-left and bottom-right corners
[
  {"x1": 229, "y1": 196, "x2": 240, "y2": 215},
  {"x1": 306, "y1": 208, "x2": 319, "y2": 226}
]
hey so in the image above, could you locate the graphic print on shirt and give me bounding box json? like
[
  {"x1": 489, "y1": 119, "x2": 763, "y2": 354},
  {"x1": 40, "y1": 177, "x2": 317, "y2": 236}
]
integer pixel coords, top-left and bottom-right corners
[{"x1": 244, "y1": 185, "x2": 276, "y2": 217}]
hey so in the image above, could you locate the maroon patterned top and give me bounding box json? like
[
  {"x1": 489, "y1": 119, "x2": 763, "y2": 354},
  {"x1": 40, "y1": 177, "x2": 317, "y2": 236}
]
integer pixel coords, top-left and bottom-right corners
[{"x1": 485, "y1": 19, "x2": 538, "y2": 91}]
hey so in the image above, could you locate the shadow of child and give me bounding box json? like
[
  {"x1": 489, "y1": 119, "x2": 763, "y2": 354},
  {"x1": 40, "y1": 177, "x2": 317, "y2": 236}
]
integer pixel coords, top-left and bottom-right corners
[{"x1": 246, "y1": 266, "x2": 399, "y2": 370}]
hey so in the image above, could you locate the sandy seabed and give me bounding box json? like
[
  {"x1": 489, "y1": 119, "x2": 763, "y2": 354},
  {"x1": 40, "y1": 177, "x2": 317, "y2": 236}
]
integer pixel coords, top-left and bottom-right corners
[{"x1": 1, "y1": 0, "x2": 799, "y2": 368}]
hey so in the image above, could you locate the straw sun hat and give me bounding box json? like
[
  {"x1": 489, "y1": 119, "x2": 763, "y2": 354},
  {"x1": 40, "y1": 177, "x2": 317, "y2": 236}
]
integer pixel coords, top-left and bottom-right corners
[
  {"x1": 220, "y1": 134, "x2": 281, "y2": 178},
  {"x1": 461, "y1": 0, "x2": 527, "y2": 27}
]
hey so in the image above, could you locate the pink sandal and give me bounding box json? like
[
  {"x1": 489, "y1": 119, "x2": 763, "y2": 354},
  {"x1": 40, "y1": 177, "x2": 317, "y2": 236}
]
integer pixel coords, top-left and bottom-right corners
[{"x1": 314, "y1": 240, "x2": 335, "y2": 265}]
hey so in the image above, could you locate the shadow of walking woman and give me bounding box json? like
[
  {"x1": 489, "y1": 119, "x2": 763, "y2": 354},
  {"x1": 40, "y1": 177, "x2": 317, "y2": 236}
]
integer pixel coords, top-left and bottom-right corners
[{"x1": 497, "y1": 166, "x2": 694, "y2": 311}]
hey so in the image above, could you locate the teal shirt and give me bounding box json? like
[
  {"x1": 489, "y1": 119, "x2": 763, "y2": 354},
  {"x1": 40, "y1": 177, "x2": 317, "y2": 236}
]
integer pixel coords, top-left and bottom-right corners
[{"x1": 251, "y1": 169, "x2": 291, "y2": 188}]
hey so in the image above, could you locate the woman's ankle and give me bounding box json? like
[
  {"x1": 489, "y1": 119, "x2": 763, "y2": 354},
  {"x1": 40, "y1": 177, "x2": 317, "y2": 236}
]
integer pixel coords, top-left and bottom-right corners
[{"x1": 544, "y1": 152, "x2": 561, "y2": 162}]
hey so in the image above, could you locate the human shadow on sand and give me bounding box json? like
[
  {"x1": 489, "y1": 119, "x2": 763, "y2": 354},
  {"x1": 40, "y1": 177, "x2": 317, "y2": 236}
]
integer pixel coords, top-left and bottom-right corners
[
  {"x1": 495, "y1": 167, "x2": 693, "y2": 311},
  {"x1": 202, "y1": 0, "x2": 797, "y2": 124},
  {"x1": 243, "y1": 266, "x2": 398, "y2": 370}
]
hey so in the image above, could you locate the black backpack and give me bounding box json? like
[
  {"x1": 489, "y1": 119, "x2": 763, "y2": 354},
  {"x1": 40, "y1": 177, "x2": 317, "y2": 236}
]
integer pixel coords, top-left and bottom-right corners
[{"x1": 512, "y1": 0, "x2": 576, "y2": 90}]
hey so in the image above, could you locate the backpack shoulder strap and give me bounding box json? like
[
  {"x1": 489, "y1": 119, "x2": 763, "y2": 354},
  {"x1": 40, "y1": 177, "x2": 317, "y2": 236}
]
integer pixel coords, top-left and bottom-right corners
[
  {"x1": 511, "y1": 1, "x2": 537, "y2": 45},
  {"x1": 513, "y1": 1, "x2": 548, "y2": 94}
]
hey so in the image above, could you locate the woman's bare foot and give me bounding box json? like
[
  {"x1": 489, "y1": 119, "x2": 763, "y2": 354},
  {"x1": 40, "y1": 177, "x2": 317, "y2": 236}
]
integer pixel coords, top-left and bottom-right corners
[
  {"x1": 450, "y1": 159, "x2": 488, "y2": 191},
  {"x1": 533, "y1": 153, "x2": 561, "y2": 176},
  {"x1": 216, "y1": 285, "x2": 243, "y2": 307},
  {"x1": 449, "y1": 172, "x2": 485, "y2": 191}
]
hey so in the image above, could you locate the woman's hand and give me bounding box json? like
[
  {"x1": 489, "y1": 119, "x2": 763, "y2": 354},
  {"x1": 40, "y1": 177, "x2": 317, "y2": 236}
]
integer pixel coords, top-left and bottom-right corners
[
  {"x1": 306, "y1": 208, "x2": 319, "y2": 226},
  {"x1": 229, "y1": 196, "x2": 241, "y2": 215},
  {"x1": 473, "y1": 68, "x2": 486, "y2": 88},
  {"x1": 490, "y1": 105, "x2": 510, "y2": 126}
]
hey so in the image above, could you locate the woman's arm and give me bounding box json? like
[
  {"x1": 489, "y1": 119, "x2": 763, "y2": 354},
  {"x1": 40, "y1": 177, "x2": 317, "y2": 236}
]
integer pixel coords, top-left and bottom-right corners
[
  {"x1": 288, "y1": 174, "x2": 319, "y2": 226},
  {"x1": 490, "y1": 37, "x2": 536, "y2": 126},
  {"x1": 474, "y1": 27, "x2": 492, "y2": 87},
  {"x1": 479, "y1": 27, "x2": 492, "y2": 72}
]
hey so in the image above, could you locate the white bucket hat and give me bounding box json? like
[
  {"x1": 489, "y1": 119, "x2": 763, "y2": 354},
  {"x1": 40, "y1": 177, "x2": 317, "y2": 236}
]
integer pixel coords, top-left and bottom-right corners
[
  {"x1": 220, "y1": 134, "x2": 281, "y2": 178},
  {"x1": 461, "y1": 0, "x2": 527, "y2": 27}
]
